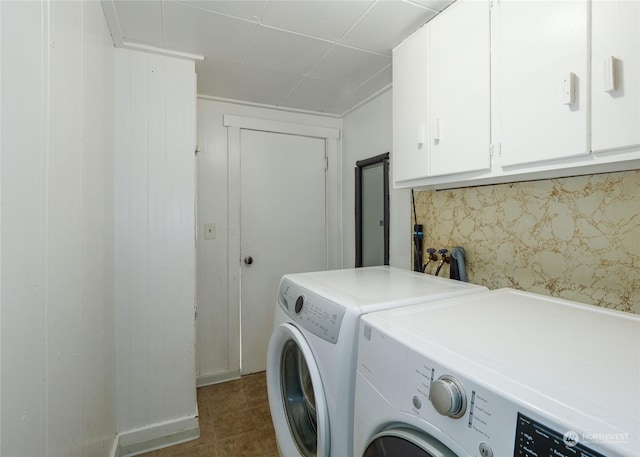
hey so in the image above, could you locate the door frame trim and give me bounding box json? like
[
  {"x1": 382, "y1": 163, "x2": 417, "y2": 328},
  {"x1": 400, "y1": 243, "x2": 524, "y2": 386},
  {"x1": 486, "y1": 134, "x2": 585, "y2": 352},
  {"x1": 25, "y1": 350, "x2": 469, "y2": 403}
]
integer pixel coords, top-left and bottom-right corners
[
  {"x1": 224, "y1": 114, "x2": 340, "y2": 140},
  {"x1": 225, "y1": 115, "x2": 341, "y2": 374}
]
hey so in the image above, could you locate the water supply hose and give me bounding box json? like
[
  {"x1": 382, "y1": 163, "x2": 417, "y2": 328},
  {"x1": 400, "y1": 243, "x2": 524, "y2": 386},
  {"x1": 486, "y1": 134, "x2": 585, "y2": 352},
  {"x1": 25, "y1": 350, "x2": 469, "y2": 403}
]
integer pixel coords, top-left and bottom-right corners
[{"x1": 450, "y1": 246, "x2": 468, "y2": 282}]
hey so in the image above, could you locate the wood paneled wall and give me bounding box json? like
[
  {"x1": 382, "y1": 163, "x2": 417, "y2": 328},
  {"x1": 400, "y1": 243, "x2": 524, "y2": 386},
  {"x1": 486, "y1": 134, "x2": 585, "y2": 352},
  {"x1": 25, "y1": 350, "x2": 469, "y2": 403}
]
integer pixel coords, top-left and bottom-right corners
[
  {"x1": 114, "y1": 49, "x2": 198, "y2": 450},
  {"x1": 1, "y1": 1, "x2": 116, "y2": 455}
]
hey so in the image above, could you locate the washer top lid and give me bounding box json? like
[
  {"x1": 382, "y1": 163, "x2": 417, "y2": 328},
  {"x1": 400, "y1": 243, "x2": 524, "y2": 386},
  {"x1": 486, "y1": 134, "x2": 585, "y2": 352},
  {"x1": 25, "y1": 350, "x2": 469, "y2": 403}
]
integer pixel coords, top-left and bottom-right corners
[
  {"x1": 281, "y1": 266, "x2": 487, "y2": 310},
  {"x1": 362, "y1": 288, "x2": 640, "y2": 442}
]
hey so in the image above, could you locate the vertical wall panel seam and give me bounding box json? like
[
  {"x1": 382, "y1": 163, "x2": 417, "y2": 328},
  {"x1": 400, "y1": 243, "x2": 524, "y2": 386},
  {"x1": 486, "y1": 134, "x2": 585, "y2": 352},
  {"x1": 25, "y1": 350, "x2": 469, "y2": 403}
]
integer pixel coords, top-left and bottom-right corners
[
  {"x1": 161, "y1": 56, "x2": 168, "y2": 411},
  {"x1": 78, "y1": 1, "x2": 85, "y2": 452},
  {"x1": 0, "y1": 0, "x2": 3, "y2": 444},
  {"x1": 0, "y1": 0, "x2": 3, "y2": 442},
  {"x1": 42, "y1": 1, "x2": 52, "y2": 454}
]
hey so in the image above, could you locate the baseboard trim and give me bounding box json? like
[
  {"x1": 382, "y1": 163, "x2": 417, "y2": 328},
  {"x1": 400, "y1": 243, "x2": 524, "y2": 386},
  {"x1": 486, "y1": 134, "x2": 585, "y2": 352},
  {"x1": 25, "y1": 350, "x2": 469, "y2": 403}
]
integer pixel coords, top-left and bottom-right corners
[
  {"x1": 118, "y1": 416, "x2": 200, "y2": 457},
  {"x1": 109, "y1": 435, "x2": 120, "y2": 457},
  {"x1": 196, "y1": 370, "x2": 241, "y2": 388}
]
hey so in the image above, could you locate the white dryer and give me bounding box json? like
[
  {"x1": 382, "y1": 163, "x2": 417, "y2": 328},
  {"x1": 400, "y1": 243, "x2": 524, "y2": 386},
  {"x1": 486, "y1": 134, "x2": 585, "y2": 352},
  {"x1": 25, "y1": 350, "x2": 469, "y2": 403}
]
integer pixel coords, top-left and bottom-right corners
[
  {"x1": 354, "y1": 288, "x2": 640, "y2": 457},
  {"x1": 266, "y1": 266, "x2": 487, "y2": 457}
]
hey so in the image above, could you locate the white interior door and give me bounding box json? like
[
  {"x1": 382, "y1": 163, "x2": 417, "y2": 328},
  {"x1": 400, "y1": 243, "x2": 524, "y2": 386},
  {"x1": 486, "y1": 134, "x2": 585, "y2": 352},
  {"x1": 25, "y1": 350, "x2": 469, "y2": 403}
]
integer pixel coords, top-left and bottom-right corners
[{"x1": 240, "y1": 129, "x2": 327, "y2": 375}]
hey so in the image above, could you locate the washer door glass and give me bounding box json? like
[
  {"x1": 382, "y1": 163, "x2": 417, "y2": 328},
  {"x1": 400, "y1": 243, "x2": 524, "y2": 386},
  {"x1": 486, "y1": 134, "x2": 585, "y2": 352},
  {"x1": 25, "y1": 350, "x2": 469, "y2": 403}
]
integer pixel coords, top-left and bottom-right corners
[
  {"x1": 364, "y1": 428, "x2": 458, "y2": 457},
  {"x1": 281, "y1": 339, "x2": 319, "y2": 457},
  {"x1": 267, "y1": 323, "x2": 329, "y2": 457}
]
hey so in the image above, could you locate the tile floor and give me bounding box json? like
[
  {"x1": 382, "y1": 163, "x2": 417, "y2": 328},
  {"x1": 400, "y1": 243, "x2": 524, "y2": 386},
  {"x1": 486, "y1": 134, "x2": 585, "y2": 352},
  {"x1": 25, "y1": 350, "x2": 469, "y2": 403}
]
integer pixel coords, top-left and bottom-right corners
[{"x1": 140, "y1": 372, "x2": 279, "y2": 457}]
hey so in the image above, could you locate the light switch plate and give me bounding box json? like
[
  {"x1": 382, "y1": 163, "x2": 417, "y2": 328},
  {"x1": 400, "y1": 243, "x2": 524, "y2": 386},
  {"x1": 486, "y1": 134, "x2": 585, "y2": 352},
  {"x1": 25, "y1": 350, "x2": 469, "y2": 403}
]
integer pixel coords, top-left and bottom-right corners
[{"x1": 204, "y1": 223, "x2": 216, "y2": 240}]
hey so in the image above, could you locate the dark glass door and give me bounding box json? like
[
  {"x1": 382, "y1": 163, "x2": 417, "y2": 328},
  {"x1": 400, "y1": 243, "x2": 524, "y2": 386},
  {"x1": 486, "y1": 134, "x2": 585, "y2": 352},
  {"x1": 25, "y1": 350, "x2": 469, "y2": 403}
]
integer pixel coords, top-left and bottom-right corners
[
  {"x1": 363, "y1": 429, "x2": 457, "y2": 457},
  {"x1": 281, "y1": 339, "x2": 319, "y2": 456}
]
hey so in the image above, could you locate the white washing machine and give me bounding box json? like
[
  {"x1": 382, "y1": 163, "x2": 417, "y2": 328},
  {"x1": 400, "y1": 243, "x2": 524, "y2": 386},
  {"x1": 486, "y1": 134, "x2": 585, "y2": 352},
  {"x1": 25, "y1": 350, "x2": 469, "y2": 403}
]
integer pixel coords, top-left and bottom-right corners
[
  {"x1": 354, "y1": 288, "x2": 640, "y2": 457},
  {"x1": 266, "y1": 266, "x2": 488, "y2": 457}
]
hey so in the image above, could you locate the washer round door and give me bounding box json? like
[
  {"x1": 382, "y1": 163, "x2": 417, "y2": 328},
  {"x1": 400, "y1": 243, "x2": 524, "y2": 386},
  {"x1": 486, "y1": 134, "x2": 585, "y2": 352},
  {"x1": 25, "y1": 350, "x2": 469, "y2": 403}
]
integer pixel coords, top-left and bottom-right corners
[
  {"x1": 363, "y1": 428, "x2": 458, "y2": 457},
  {"x1": 267, "y1": 323, "x2": 329, "y2": 457}
]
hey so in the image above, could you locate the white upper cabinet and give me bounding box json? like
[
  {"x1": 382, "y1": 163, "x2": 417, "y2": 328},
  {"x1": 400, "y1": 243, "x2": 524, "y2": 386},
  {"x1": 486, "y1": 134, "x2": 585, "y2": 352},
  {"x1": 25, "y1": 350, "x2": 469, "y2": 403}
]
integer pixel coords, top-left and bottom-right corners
[
  {"x1": 393, "y1": 24, "x2": 429, "y2": 182},
  {"x1": 428, "y1": 0, "x2": 491, "y2": 177},
  {"x1": 392, "y1": 0, "x2": 639, "y2": 189},
  {"x1": 591, "y1": 0, "x2": 640, "y2": 153},
  {"x1": 393, "y1": 0, "x2": 490, "y2": 185},
  {"x1": 496, "y1": 0, "x2": 589, "y2": 167}
]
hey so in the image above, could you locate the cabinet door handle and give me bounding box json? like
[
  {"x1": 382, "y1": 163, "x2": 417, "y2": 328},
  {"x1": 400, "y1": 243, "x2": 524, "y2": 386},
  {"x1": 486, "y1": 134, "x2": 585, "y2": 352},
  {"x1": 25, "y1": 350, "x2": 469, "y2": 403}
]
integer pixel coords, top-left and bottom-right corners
[
  {"x1": 432, "y1": 117, "x2": 441, "y2": 144},
  {"x1": 562, "y1": 72, "x2": 576, "y2": 105},
  {"x1": 604, "y1": 56, "x2": 617, "y2": 93}
]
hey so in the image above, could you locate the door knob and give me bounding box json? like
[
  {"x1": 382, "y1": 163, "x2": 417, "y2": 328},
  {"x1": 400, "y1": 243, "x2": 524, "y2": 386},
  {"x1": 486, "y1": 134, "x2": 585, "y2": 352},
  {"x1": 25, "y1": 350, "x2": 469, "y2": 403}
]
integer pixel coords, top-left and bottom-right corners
[{"x1": 244, "y1": 256, "x2": 253, "y2": 265}]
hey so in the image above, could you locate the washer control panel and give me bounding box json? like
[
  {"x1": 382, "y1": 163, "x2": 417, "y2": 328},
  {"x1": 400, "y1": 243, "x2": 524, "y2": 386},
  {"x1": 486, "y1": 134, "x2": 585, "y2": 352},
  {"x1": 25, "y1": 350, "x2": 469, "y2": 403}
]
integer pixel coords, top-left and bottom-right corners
[
  {"x1": 278, "y1": 278, "x2": 346, "y2": 344},
  {"x1": 398, "y1": 345, "x2": 519, "y2": 457},
  {"x1": 514, "y1": 413, "x2": 605, "y2": 457},
  {"x1": 393, "y1": 343, "x2": 617, "y2": 457}
]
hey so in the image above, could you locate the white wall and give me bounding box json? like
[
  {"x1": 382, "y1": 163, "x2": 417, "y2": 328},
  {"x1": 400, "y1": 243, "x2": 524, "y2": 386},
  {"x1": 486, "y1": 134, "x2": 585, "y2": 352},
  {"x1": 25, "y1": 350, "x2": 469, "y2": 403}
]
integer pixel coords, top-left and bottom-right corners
[
  {"x1": 196, "y1": 99, "x2": 340, "y2": 384},
  {"x1": 341, "y1": 89, "x2": 411, "y2": 269},
  {"x1": 114, "y1": 49, "x2": 198, "y2": 451},
  {"x1": 1, "y1": 1, "x2": 116, "y2": 455}
]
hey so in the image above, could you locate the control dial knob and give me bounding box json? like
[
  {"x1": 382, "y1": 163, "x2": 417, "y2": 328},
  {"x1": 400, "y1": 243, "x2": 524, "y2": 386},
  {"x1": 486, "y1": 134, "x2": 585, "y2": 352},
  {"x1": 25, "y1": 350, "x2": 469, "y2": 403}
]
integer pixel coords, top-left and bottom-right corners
[{"x1": 430, "y1": 375, "x2": 467, "y2": 418}]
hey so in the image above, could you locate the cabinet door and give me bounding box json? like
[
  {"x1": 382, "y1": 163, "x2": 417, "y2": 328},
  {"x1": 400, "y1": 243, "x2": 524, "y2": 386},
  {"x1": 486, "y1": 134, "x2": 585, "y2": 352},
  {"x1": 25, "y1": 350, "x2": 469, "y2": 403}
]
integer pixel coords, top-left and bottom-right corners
[
  {"x1": 428, "y1": 0, "x2": 491, "y2": 177},
  {"x1": 393, "y1": 25, "x2": 429, "y2": 183},
  {"x1": 591, "y1": 1, "x2": 640, "y2": 153},
  {"x1": 497, "y1": 0, "x2": 589, "y2": 167}
]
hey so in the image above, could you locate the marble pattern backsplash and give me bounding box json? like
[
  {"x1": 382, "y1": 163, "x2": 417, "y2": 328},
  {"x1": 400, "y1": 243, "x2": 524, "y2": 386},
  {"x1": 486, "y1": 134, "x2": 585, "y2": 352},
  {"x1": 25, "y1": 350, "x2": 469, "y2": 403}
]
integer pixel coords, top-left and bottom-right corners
[{"x1": 413, "y1": 170, "x2": 640, "y2": 314}]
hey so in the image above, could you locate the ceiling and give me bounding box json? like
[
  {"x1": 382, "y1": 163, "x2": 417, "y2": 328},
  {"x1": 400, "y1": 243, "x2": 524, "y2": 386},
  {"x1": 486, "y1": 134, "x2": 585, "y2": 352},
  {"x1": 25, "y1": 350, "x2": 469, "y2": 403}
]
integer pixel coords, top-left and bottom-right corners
[{"x1": 101, "y1": 0, "x2": 453, "y2": 116}]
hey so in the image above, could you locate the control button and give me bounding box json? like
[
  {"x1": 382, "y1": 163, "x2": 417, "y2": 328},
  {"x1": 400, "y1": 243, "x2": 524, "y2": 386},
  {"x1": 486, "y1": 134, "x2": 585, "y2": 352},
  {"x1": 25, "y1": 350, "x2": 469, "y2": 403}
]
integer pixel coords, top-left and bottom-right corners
[
  {"x1": 295, "y1": 296, "x2": 304, "y2": 314},
  {"x1": 412, "y1": 395, "x2": 422, "y2": 409},
  {"x1": 430, "y1": 375, "x2": 467, "y2": 419},
  {"x1": 479, "y1": 442, "x2": 493, "y2": 457}
]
